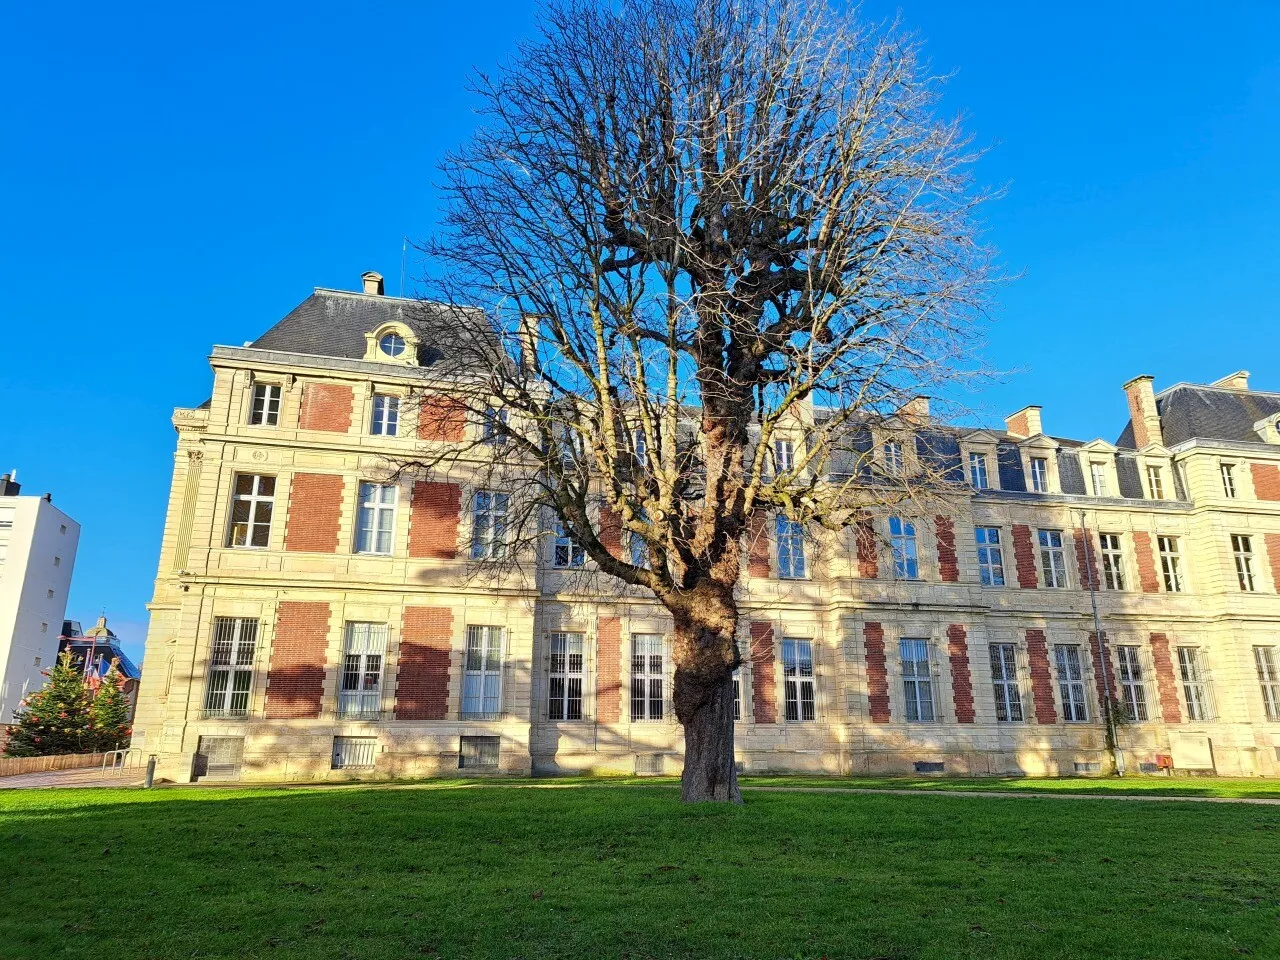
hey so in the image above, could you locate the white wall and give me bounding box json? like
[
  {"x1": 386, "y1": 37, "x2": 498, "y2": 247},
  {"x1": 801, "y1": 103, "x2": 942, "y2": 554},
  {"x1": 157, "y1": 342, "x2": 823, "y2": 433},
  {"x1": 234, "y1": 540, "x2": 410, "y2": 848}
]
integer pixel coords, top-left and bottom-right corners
[{"x1": 0, "y1": 496, "x2": 80, "y2": 723}]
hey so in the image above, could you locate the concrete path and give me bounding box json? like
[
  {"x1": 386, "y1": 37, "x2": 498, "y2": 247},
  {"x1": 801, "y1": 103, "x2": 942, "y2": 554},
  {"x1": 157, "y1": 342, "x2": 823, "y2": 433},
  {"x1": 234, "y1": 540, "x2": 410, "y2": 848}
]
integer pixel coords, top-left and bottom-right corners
[
  {"x1": 745, "y1": 784, "x2": 1280, "y2": 806},
  {"x1": 0, "y1": 766, "x2": 145, "y2": 789}
]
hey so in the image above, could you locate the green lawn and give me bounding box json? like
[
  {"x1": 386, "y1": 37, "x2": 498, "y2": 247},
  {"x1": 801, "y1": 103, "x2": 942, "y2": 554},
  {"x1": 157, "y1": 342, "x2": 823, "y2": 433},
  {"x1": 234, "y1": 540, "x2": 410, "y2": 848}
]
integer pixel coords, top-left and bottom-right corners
[{"x1": 2, "y1": 783, "x2": 1279, "y2": 959}]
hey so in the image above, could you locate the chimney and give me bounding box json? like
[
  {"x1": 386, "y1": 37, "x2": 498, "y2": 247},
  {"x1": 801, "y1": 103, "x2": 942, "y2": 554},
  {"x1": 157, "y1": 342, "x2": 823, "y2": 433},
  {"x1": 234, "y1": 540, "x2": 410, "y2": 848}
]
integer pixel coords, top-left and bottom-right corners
[
  {"x1": 517, "y1": 314, "x2": 541, "y2": 375},
  {"x1": 361, "y1": 271, "x2": 385, "y2": 296},
  {"x1": 1004, "y1": 405, "x2": 1043, "y2": 439},
  {"x1": 897, "y1": 396, "x2": 930, "y2": 421},
  {"x1": 1212, "y1": 370, "x2": 1250, "y2": 390},
  {"x1": 0, "y1": 472, "x2": 19, "y2": 497},
  {"x1": 1123, "y1": 375, "x2": 1163, "y2": 448}
]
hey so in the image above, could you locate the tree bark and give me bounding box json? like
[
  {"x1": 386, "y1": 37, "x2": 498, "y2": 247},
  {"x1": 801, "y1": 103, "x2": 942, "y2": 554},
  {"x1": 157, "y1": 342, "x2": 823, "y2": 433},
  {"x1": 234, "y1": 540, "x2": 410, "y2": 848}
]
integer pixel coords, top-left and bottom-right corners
[
  {"x1": 678, "y1": 670, "x2": 741, "y2": 803},
  {"x1": 671, "y1": 594, "x2": 743, "y2": 804}
]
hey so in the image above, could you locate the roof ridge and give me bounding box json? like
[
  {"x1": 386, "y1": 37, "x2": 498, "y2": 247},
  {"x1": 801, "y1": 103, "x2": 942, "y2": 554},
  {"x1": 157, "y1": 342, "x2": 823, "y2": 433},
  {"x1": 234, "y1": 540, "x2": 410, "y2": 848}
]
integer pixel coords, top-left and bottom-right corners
[
  {"x1": 1156, "y1": 381, "x2": 1280, "y2": 400},
  {"x1": 312, "y1": 286, "x2": 433, "y2": 305}
]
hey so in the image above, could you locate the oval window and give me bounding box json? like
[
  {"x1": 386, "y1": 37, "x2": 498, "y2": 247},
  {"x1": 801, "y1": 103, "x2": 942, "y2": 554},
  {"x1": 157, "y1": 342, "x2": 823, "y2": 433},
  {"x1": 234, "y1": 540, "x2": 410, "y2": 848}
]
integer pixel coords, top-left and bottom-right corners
[{"x1": 379, "y1": 332, "x2": 406, "y2": 358}]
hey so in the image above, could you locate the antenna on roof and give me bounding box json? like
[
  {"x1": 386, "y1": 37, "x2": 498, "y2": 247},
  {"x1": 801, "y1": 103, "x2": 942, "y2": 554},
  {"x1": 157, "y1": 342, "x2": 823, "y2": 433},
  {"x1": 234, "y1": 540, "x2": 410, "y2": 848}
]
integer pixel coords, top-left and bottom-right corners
[{"x1": 400, "y1": 237, "x2": 408, "y2": 298}]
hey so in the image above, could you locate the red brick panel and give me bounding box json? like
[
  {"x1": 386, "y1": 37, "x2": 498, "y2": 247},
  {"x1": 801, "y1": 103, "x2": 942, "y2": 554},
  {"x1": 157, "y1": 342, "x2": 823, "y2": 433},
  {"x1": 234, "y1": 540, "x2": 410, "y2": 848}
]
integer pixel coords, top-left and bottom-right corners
[
  {"x1": 855, "y1": 515, "x2": 879, "y2": 579},
  {"x1": 1074, "y1": 528, "x2": 1099, "y2": 591},
  {"x1": 1025, "y1": 629, "x2": 1057, "y2": 724},
  {"x1": 749, "y1": 621, "x2": 777, "y2": 724},
  {"x1": 746, "y1": 509, "x2": 770, "y2": 578},
  {"x1": 265, "y1": 601, "x2": 330, "y2": 719},
  {"x1": 408, "y1": 481, "x2": 461, "y2": 560},
  {"x1": 283, "y1": 473, "x2": 345, "y2": 553},
  {"x1": 1089, "y1": 631, "x2": 1117, "y2": 716},
  {"x1": 1149, "y1": 632, "x2": 1181, "y2": 724},
  {"x1": 599, "y1": 506, "x2": 624, "y2": 560},
  {"x1": 1251, "y1": 462, "x2": 1280, "y2": 501},
  {"x1": 417, "y1": 396, "x2": 468, "y2": 441},
  {"x1": 1132, "y1": 531, "x2": 1160, "y2": 593},
  {"x1": 298, "y1": 382, "x2": 353, "y2": 432},
  {"x1": 595, "y1": 616, "x2": 621, "y2": 723},
  {"x1": 395, "y1": 607, "x2": 453, "y2": 720},
  {"x1": 1263, "y1": 533, "x2": 1280, "y2": 594},
  {"x1": 864, "y1": 622, "x2": 890, "y2": 722},
  {"x1": 946, "y1": 624, "x2": 975, "y2": 723},
  {"x1": 935, "y1": 516, "x2": 959, "y2": 582},
  {"x1": 1011, "y1": 524, "x2": 1038, "y2": 589}
]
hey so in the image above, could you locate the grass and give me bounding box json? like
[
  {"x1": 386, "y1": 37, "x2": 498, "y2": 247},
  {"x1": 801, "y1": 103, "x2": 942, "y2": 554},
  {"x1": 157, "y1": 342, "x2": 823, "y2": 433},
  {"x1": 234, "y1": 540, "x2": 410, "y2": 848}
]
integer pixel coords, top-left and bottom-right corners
[
  {"x1": 735, "y1": 773, "x2": 1280, "y2": 799},
  {"x1": 1, "y1": 781, "x2": 1278, "y2": 959}
]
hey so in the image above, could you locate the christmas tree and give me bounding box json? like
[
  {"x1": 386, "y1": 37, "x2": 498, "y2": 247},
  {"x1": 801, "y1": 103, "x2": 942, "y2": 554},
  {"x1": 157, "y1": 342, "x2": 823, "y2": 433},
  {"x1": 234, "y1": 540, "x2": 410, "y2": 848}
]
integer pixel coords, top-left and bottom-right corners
[
  {"x1": 88, "y1": 660, "x2": 132, "y2": 752},
  {"x1": 4, "y1": 649, "x2": 93, "y2": 757}
]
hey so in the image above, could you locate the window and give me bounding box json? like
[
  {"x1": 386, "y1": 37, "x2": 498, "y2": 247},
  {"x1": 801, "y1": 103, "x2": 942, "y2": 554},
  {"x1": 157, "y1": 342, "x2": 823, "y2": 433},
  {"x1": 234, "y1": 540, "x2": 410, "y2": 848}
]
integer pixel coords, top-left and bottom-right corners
[
  {"x1": 1220, "y1": 462, "x2": 1237, "y2": 498},
  {"x1": 1232, "y1": 535, "x2": 1256, "y2": 592},
  {"x1": 339, "y1": 623, "x2": 387, "y2": 717},
  {"x1": 1099, "y1": 533, "x2": 1125, "y2": 590},
  {"x1": 774, "y1": 439, "x2": 795, "y2": 473},
  {"x1": 781, "y1": 638, "x2": 816, "y2": 721},
  {"x1": 481, "y1": 406, "x2": 508, "y2": 445},
  {"x1": 1146, "y1": 465, "x2": 1165, "y2": 500},
  {"x1": 733, "y1": 667, "x2": 742, "y2": 721},
  {"x1": 890, "y1": 516, "x2": 919, "y2": 579},
  {"x1": 776, "y1": 517, "x2": 806, "y2": 579},
  {"x1": 1158, "y1": 536, "x2": 1183, "y2": 593},
  {"x1": 331, "y1": 736, "x2": 377, "y2": 770},
  {"x1": 355, "y1": 483, "x2": 397, "y2": 555},
  {"x1": 969, "y1": 452, "x2": 989, "y2": 489},
  {"x1": 632, "y1": 427, "x2": 647, "y2": 466},
  {"x1": 1038, "y1": 529, "x2": 1067, "y2": 588},
  {"x1": 470, "y1": 491, "x2": 510, "y2": 560},
  {"x1": 1054, "y1": 644, "x2": 1088, "y2": 722},
  {"x1": 1089, "y1": 461, "x2": 1109, "y2": 497},
  {"x1": 884, "y1": 440, "x2": 904, "y2": 476},
  {"x1": 226, "y1": 474, "x2": 274, "y2": 548},
  {"x1": 975, "y1": 526, "x2": 1005, "y2": 586},
  {"x1": 630, "y1": 530, "x2": 649, "y2": 569},
  {"x1": 548, "y1": 632, "x2": 584, "y2": 721},
  {"x1": 1177, "y1": 646, "x2": 1213, "y2": 721},
  {"x1": 1029, "y1": 457, "x2": 1049, "y2": 493},
  {"x1": 249, "y1": 383, "x2": 281, "y2": 426},
  {"x1": 1116, "y1": 646, "x2": 1148, "y2": 721},
  {"x1": 899, "y1": 638, "x2": 934, "y2": 722},
  {"x1": 631, "y1": 634, "x2": 665, "y2": 721},
  {"x1": 1254, "y1": 647, "x2": 1280, "y2": 721},
  {"x1": 989, "y1": 643, "x2": 1023, "y2": 722},
  {"x1": 204, "y1": 618, "x2": 258, "y2": 716},
  {"x1": 459, "y1": 735, "x2": 499, "y2": 769},
  {"x1": 379, "y1": 332, "x2": 406, "y2": 358},
  {"x1": 0, "y1": 508, "x2": 13, "y2": 529},
  {"x1": 369, "y1": 395, "x2": 399, "y2": 436},
  {"x1": 462, "y1": 626, "x2": 503, "y2": 719},
  {"x1": 552, "y1": 520, "x2": 585, "y2": 569}
]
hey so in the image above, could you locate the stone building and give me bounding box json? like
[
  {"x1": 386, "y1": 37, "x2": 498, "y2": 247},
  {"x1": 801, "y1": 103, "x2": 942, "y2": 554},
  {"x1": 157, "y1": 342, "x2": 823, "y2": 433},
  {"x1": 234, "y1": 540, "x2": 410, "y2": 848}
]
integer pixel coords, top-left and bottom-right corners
[{"x1": 132, "y1": 273, "x2": 1280, "y2": 782}]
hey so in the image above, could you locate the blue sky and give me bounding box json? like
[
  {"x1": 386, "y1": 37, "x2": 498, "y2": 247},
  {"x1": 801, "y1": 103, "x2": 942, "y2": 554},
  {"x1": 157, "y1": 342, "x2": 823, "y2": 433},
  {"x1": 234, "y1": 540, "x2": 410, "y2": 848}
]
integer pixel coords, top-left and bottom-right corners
[{"x1": 2, "y1": 1, "x2": 1277, "y2": 661}]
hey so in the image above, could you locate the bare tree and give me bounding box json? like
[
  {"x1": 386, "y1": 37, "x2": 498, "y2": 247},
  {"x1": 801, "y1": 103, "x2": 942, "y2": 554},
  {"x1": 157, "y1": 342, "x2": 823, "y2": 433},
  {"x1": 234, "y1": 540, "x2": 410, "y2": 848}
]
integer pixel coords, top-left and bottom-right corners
[{"x1": 408, "y1": 0, "x2": 994, "y2": 802}]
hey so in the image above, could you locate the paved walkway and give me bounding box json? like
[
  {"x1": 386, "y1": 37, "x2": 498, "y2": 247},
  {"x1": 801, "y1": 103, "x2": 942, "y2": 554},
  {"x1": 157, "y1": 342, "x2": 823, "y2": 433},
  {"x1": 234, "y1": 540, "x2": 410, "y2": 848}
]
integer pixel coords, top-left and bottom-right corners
[
  {"x1": 746, "y1": 784, "x2": 1280, "y2": 805},
  {"x1": 0, "y1": 766, "x2": 145, "y2": 789}
]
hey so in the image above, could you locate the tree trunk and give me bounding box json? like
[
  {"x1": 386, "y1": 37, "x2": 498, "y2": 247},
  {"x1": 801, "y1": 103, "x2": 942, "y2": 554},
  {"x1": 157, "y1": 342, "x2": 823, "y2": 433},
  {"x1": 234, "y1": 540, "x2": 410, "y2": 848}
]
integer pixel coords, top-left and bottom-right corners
[
  {"x1": 678, "y1": 670, "x2": 742, "y2": 803},
  {"x1": 671, "y1": 593, "x2": 743, "y2": 804}
]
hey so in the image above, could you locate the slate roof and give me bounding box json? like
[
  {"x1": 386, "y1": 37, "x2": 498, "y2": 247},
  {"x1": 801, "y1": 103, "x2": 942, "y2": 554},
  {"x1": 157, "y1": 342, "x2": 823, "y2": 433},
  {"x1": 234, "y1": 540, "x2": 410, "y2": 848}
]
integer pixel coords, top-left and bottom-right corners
[
  {"x1": 1116, "y1": 384, "x2": 1280, "y2": 448},
  {"x1": 249, "y1": 289, "x2": 468, "y2": 366}
]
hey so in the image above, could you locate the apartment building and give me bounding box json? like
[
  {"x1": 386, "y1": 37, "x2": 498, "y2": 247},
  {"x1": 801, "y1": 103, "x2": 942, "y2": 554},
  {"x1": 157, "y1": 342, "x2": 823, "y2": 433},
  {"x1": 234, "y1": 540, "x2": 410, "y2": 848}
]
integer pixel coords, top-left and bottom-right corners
[
  {"x1": 0, "y1": 474, "x2": 81, "y2": 728},
  {"x1": 132, "y1": 274, "x2": 1280, "y2": 782}
]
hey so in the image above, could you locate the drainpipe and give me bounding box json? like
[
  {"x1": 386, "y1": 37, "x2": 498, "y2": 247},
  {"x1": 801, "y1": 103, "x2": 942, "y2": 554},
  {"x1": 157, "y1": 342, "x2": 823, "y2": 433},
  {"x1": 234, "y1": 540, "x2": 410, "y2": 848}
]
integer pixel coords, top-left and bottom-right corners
[{"x1": 1079, "y1": 509, "x2": 1125, "y2": 776}]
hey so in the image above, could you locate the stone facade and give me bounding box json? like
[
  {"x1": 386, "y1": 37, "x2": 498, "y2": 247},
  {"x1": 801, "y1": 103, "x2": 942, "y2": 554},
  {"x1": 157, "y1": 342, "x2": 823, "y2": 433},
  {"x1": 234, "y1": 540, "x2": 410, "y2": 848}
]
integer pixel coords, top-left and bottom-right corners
[{"x1": 132, "y1": 280, "x2": 1280, "y2": 782}]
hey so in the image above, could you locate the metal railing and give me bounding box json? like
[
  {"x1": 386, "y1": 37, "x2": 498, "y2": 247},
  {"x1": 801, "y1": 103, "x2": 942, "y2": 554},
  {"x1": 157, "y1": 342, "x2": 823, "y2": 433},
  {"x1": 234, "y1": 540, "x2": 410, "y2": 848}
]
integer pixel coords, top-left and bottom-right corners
[{"x1": 101, "y1": 748, "x2": 143, "y2": 778}]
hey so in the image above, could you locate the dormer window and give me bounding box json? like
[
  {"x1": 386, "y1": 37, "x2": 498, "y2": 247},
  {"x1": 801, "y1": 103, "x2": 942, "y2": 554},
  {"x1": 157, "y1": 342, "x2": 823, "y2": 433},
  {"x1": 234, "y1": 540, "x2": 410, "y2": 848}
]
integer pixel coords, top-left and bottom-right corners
[
  {"x1": 969, "y1": 452, "x2": 989, "y2": 490},
  {"x1": 1029, "y1": 457, "x2": 1049, "y2": 493},
  {"x1": 379, "y1": 333, "x2": 406, "y2": 358},
  {"x1": 1146, "y1": 465, "x2": 1165, "y2": 500},
  {"x1": 1089, "y1": 461, "x2": 1109, "y2": 497},
  {"x1": 884, "y1": 440, "x2": 904, "y2": 476}
]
